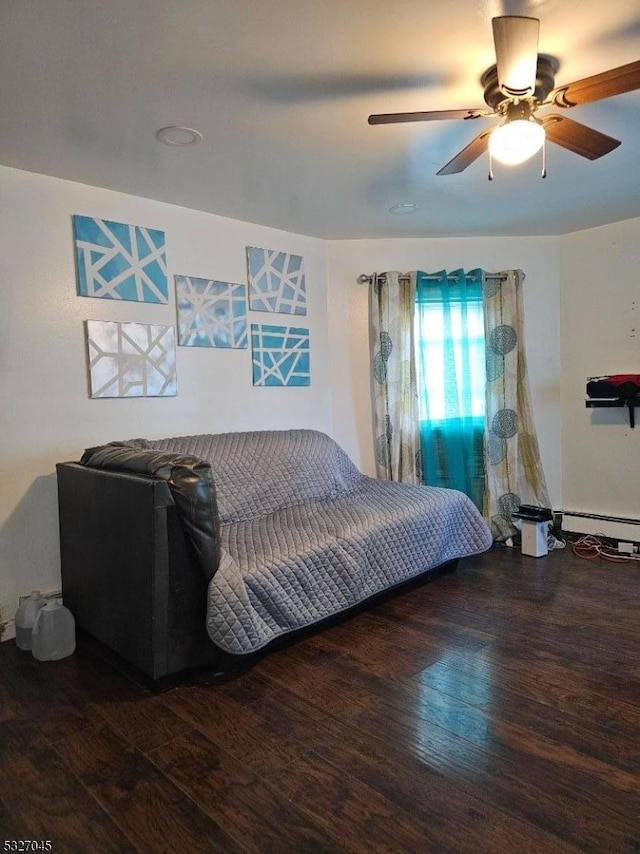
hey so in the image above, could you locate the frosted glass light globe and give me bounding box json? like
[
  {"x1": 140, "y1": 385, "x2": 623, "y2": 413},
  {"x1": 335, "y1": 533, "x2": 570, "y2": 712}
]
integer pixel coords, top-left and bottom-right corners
[{"x1": 489, "y1": 120, "x2": 545, "y2": 166}]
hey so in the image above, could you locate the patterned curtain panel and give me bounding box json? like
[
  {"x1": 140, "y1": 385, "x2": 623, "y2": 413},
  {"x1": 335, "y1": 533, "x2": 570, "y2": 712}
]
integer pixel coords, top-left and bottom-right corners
[
  {"x1": 483, "y1": 269, "x2": 550, "y2": 540},
  {"x1": 369, "y1": 272, "x2": 421, "y2": 483}
]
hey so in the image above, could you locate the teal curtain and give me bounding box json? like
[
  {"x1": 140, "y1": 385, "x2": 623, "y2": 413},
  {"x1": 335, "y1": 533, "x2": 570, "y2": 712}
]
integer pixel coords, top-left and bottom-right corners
[{"x1": 416, "y1": 269, "x2": 486, "y2": 510}]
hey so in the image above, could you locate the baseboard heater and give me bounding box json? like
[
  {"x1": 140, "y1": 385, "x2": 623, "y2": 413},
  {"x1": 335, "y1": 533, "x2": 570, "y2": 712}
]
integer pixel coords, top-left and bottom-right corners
[{"x1": 563, "y1": 511, "x2": 640, "y2": 527}]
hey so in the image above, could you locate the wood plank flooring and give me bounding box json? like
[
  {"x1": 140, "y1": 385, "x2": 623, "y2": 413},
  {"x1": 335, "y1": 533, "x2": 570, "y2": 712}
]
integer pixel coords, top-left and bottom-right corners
[{"x1": 1, "y1": 545, "x2": 639, "y2": 853}]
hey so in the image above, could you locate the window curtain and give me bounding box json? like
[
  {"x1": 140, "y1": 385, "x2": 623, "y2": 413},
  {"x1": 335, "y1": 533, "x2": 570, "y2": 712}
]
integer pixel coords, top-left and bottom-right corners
[
  {"x1": 369, "y1": 272, "x2": 421, "y2": 483},
  {"x1": 483, "y1": 269, "x2": 550, "y2": 540},
  {"x1": 415, "y1": 269, "x2": 486, "y2": 510}
]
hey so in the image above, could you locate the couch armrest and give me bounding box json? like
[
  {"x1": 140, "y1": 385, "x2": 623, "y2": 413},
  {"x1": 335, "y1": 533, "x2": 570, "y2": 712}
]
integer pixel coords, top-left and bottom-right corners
[
  {"x1": 80, "y1": 443, "x2": 220, "y2": 581},
  {"x1": 56, "y1": 461, "x2": 224, "y2": 681}
]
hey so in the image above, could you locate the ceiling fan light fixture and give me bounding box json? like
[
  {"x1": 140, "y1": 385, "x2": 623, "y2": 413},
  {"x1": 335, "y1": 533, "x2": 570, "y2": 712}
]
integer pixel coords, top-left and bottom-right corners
[
  {"x1": 367, "y1": 16, "x2": 639, "y2": 177},
  {"x1": 489, "y1": 116, "x2": 545, "y2": 165}
]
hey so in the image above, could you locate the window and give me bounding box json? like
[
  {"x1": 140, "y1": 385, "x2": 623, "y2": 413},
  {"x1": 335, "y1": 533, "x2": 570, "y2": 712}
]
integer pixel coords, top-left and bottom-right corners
[{"x1": 415, "y1": 297, "x2": 486, "y2": 420}]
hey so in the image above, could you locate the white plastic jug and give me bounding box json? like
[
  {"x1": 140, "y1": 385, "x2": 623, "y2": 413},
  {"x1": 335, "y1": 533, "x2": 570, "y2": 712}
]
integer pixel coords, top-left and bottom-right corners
[
  {"x1": 14, "y1": 591, "x2": 46, "y2": 650},
  {"x1": 31, "y1": 601, "x2": 76, "y2": 661}
]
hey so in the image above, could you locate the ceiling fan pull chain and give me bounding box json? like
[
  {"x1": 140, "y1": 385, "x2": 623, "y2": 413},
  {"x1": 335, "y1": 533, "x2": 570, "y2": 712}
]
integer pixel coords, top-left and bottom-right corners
[
  {"x1": 541, "y1": 137, "x2": 547, "y2": 178},
  {"x1": 488, "y1": 149, "x2": 494, "y2": 181}
]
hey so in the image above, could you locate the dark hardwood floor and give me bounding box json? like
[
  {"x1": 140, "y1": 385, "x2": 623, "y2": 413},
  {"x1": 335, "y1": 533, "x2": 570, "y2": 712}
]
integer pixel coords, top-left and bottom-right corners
[{"x1": 1, "y1": 545, "x2": 640, "y2": 853}]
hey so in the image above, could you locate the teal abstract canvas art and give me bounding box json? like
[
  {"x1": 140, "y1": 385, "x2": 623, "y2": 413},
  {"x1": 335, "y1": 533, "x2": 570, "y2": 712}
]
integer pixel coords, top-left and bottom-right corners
[
  {"x1": 73, "y1": 215, "x2": 168, "y2": 303},
  {"x1": 251, "y1": 323, "x2": 310, "y2": 386}
]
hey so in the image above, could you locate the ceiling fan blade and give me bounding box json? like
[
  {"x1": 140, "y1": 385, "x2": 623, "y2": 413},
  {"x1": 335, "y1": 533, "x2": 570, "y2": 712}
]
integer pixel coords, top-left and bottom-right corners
[
  {"x1": 368, "y1": 108, "x2": 487, "y2": 125},
  {"x1": 437, "y1": 129, "x2": 493, "y2": 175},
  {"x1": 551, "y1": 59, "x2": 640, "y2": 108},
  {"x1": 492, "y1": 16, "x2": 540, "y2": 98},
  {"x1": 542, "y1": 115, "x2": 621, "y2": 159}
]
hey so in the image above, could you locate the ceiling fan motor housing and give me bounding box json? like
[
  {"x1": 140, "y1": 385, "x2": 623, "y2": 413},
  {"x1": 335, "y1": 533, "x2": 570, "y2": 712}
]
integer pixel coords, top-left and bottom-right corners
[{"x1": 481, "y1": 56, "x2": 558, "y2": 111}]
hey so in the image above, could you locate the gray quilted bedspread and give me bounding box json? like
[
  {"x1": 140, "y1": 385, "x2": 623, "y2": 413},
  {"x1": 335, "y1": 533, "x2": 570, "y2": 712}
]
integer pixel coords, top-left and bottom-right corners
[{"x1": 127, "y1": 429, "x2": 492, "y2": 654}]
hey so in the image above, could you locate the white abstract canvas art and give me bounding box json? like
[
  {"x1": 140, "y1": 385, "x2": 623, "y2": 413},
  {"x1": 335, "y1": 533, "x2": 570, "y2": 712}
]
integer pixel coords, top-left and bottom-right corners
[
  {"x1": 175, "y1": 275, "x2": 248, "y2": 348},
  {"x1": 86, "y1": 320, "x2": 177, "y2": 398},
  {"x1": 247, "y1": 246, "x2": 307, "y2": 315}
]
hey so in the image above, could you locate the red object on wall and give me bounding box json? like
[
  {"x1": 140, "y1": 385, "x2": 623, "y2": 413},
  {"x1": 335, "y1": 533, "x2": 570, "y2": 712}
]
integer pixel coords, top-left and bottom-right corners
[{"x1": 586, "y1": 375, "x2": 640, "y2": 398}]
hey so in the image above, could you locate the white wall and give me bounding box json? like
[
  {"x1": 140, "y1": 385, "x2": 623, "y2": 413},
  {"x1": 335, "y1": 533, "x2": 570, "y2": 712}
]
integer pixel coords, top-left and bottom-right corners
[
  {"x1": 0, "y1": 165, "x2": 331, "y2": 634},
  {"x1": 560, "y1": 217, "x2": 640, "y2": 539},
  {"x1": 4, "y1": 160, "x2": 635, "y2": 639},
  {"x1": 325, "y1": 236, "x2": 563, "y2": 512}
]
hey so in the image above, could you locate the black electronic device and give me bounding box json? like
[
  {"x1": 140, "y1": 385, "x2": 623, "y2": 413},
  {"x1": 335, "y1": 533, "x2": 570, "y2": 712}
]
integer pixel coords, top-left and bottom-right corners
[{"x1": 511, "y1": 504, "x2": 553, "y2": 522}]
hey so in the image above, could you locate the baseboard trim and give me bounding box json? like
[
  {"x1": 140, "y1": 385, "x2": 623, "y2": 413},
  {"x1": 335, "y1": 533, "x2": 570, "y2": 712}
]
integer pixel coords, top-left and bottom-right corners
[
  {"x1": 563, "y1": 510, "x2": 640, "y2": 526},
  {"x1": 1, "y1": 619, "x2": 15, "y2": 642}
]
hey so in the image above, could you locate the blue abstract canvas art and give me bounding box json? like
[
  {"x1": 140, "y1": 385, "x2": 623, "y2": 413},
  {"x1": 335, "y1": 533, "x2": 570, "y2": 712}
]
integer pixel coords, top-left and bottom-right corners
[
  {"x1": 247, "y1": 246, "x2": 307, "y2": 315},
  {"x1": 73, "y1": 215, "x2": 168, "y2": 303},
  {"x1": 86, "y1": 320, "x2": 177, "y2": 398},
  {"x1": 251, "y1": 324, "x2": 310, "y2": 386},
  {"x1": 175, "y1": 276, "x2": 248, "y2": 348}
]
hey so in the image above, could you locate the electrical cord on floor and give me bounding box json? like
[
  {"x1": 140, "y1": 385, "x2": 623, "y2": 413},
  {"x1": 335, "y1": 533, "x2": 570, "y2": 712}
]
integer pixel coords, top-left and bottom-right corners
[
  {"x1": 547, "y1": 530, "x2": 566, "y2": 550},
  {"x1": 569, "y1": 534, "x2": 640, "y2": 563}
]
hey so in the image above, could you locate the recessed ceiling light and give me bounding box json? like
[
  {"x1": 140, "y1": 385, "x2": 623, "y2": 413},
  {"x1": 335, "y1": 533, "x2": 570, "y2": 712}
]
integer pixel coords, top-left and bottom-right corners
[
  {"x1": 389, "y1": 203, "x2": 418, "y2": 214},
  {"x1": 155, "y1": 126, "x2": 203, "y2": 146}
]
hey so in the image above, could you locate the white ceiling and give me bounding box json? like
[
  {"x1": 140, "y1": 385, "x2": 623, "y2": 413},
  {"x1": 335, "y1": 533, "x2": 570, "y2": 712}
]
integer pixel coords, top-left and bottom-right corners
[{"x1": 2, "y1": 0, "x2": 639, "y2": 239}]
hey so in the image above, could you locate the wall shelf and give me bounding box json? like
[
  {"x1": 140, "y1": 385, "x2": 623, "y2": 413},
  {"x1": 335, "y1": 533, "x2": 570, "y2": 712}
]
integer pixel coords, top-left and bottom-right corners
[{"x1": 585, "y1": 397, "x2": 640, "y2": 428}]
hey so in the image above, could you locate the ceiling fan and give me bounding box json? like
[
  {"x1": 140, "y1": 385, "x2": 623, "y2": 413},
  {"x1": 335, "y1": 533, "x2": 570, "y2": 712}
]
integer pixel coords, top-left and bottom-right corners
[{"x1": 368, "y1": 16, "x2": 640, "y2": 176}]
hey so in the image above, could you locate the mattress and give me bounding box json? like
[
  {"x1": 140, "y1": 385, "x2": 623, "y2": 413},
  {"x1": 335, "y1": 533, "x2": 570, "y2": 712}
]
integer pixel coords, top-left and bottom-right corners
[{"x1": 206, "y1": 478, "x2": 492, "y2": 654}]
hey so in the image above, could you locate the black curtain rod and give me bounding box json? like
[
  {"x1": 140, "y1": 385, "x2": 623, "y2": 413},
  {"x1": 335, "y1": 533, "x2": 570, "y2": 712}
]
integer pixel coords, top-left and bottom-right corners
[{"x1": 357, "y1": 272, "x2": 507, "y2": 285}]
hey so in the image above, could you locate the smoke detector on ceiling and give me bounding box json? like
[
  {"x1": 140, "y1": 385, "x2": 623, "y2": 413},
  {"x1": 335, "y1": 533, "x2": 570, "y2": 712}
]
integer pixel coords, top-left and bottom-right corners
[{"x1": 155, "y1": 126, "x2": 203, "y2": 146}]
